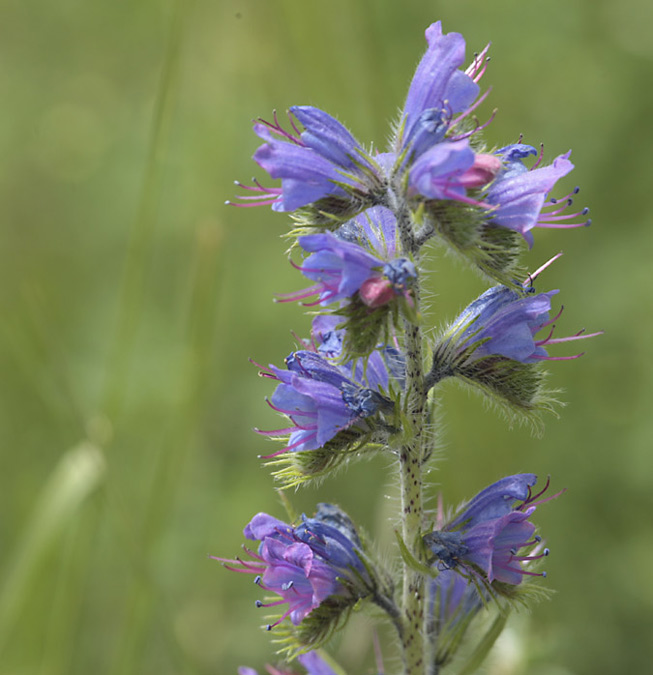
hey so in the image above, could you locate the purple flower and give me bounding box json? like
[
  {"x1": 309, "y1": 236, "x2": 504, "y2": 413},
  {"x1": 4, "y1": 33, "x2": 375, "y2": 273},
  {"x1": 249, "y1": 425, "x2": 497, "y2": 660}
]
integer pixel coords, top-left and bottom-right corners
[
  {"x1": 407, "y1": 139, "x2": 475, "y2": 200},
  {"x1": 399, "y1": 21, "x2": 481, "y2": 160},
  {"x1": 406, "y1": 140, "x2": 504, "y2": 204},
  {"x1": 233, "y1": 108, "x2": 381, "y2": 212},
  {"x1": 291, "y1": 231, "x2": 384, "y2": 305},
  {"x1": 453, "y1": 286, "x2": 559, "y2": 363},
  {"x1": 392, "y1": 21, "x2": 503, "y2": 205},
  {"x1": 450, "y1": 282, "x2": 600, "y2": 364},
  {"x1": 257, "y1": 349, "x2": 394, "y2": 456},
  {"x1": 424, "y1": 474, "x2": 560, "y2": 585},
  {"x1": 486, "y1": 144, "x2": 591, "y2": 247},
  {"x1": 215, "y1": 505, "x2": 370, "y2": 629},
  {"x1": 279, "y1": 206, "x2": 416, "y2": 308},
  {"x1": 238, "y1": 651, "x2": 338, "y2": 675}
]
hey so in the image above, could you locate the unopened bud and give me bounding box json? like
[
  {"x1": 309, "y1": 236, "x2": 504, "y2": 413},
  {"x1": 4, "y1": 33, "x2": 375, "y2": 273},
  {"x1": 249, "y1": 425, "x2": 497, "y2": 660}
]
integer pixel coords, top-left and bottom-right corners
[
  {"x1": 359, "y1": 276, "x2": 396, "y2": 308},
  {"x1": 458, "y1": 153, "x2": 503, "y2": 188}
]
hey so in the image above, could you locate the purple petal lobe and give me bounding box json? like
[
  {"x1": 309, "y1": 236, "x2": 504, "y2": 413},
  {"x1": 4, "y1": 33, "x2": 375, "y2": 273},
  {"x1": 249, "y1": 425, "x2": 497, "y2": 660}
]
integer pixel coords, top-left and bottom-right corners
[
  {"x1": 487, "y1": 152, "x2": 574, "y2": 243},
  {"x1": 291, "y1": 105, "x2": 365, "y2": 169},
  {"x1": 449, "y1": 474, "x2": 537, "y2": 530},
  {"x1": 409, "y1": 139, "x2": 475, "y2": 199}
]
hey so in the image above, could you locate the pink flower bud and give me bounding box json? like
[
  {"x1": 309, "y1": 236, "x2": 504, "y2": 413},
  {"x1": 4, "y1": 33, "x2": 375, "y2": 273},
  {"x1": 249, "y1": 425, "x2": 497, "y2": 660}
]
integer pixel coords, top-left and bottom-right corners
[
  {"x1": 458, "y1": 153, "x2": 502, "y2": 188},
  {"x1": 359, "y1": 276, "x2": 396, "y2": 308}
]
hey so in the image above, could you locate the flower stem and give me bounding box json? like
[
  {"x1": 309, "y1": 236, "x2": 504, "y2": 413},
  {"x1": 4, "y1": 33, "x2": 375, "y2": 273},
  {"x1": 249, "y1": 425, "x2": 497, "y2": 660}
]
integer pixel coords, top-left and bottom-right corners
[
  {"x1": 399, "y1": 320, "x2": 427, "y2": 675},
  {"x1": 392, "y1": 194, "x2": 429, "y2": 674}
]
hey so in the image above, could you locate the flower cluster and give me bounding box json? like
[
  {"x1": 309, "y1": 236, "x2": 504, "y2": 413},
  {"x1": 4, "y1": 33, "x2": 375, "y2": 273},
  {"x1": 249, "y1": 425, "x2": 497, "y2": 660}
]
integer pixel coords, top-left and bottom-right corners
[
  {"x1": 214, "y1": 504, "x2": 374, "y2": 631},
  {"x1": 280, "y1": 206, "x2": 416, "y2": 311},
  {"x1": 232, "y1": 22, "x2": 589, "y2": 273},
  {"x1": 427, "y1": 256, "x2": 602, "y2": 414},
  {"x1": 448, "y1": 282, "x2": 600, "y2": 366},
  {"x1": 423, "y1": 474, "x2": 560, "y2": 586},
  {"x1": 256, "y1": 347, "x2": 395, "y2": 458},
  {"x1": 253, "y1": 313, "x2": 405, "y2": 484}
]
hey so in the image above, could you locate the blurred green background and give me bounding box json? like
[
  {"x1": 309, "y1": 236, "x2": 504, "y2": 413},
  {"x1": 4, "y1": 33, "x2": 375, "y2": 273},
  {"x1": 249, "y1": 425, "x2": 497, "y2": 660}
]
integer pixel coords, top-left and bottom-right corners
[{"x1": 1, "y1": 0, "x2": 652, "y2": 673}]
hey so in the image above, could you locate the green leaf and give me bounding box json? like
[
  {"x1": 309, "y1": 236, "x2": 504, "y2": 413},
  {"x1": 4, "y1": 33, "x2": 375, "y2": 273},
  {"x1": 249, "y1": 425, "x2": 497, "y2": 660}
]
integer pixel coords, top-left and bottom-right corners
[{"x1": 394, "y1": 530, "x2": 434, "y2": 576}]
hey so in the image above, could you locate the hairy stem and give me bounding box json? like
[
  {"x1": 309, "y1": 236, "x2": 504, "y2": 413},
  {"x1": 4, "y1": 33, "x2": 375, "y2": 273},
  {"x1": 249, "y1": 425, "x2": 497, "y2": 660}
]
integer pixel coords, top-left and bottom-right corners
[{"x1": 391, "y1": 191, "x2": 429, "y2": 674}]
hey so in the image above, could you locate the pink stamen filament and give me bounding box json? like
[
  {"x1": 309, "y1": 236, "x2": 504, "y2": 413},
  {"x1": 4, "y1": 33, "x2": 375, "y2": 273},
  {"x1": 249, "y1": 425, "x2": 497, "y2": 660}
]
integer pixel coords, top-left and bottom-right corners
[
  {"x1": 539, "y1": 206, "x2": 590, "y2": 221},
  {"x1": 493, "y1": 557, "x2": 546, "y2": 578},
  {"x1": 290, "y1": 329, "x2": 312, "y2": 351},
  {"x1": 472, "y1": 58, "x2": 489, "y2": 83},
  {"x1": 257, "y1": 110, "x2": 304, "y2": 145},
  {"x1": 534, "y1": 352, "x2": 585, "y2": 361},
  {"x1": 295, "y1": 265, "x2": 340, "y2": 279},
  {"x1": 259, "y1": 447, "x2": 292, "y2": 460},
  {"x1": 530, "y1": 143, "x2": 544, "y2": 170},
  {"x1": 537, "y1": 221, "x2": 590, "y2": 230},
  {"x1": 231, "y1": 193, "x2": 278, "y2": 202},
  {"x1": 450, "y1": 87, "x2": 492, "y2": 129},
  {"x1": 275, "y1": 285, "x2": 324, "y2": 303},
  {"x1": 234, "y1": 178, "x2": 281, "y2": 194},
  {"x1": 522, "y1": 488, "x2": 567, "y2": 510},
  {"x1": 535, "y1": 325, "x2": 556, "y2": 346},
  {"x1": 450, "y1": 107, "x2": 497, "y2": 141},
  {"x1": 539, "y1": 330, "x2": 603, "y2": 346},
  {"x1": 524, "y1": 475, "x2": 551, "y2": 504},
  {"x1": 220, "y1": 563, "x2": 261, "y2": 574},
  {"x1": 256, "y1": 599, "x2": 287, "y2": 608},
  {"x1": 254, "y1": 425, "x2": 304, "y2": 436},
  {"x1": 288, "y1": 110, "x2": 303, "y2": 137},
  {"x1": 250, "y1": 358, "x2": 273, "y2": 374},
  {"x1": 211, "y1": 555, "x2": 266, "y2": 573},
  {"x1": 208, "y1": 554, "x2": 250, "y2": 566},
  {"x1": 510, "y1": 550, "x2": 549, "y2": 562},
  {"x1": 228, "y1": 178, "x2": 283, "y2": 207},
  {"x1": 241, "y1": 546, "x2": 265, "y2": 561},
  {"x1": 466, "y1": 44, "x2": 491, "y2": 81},
  {"x1": 259, "y1": 431, "x2": 318, "y2": 458},
  {"x1": 537, "y1": 305, "x2": 565, "y2": 330},
  {"x1": 266, "y1": 608, "x2": 293, "y2": 630},
  {"x1": 443, "y1": 188, "x2": 493, "y2": 210},
  {"x1": 538, "y1": 196, "x2": 590, "y2": 228},
  {"x1": 525, "y1": 252, "x2": 564, "y2": 285},
  {"x1": 548, "y1": 186, "x2": 580, "y2": 203},
  {"x1": 228, "y1": 197, "x2": 279, "y2": 208},
  {"x1": 289, "y1": 258, "x2": 344, "y2": 284},
  {"x1": 302, "y1": 293, "x2": 336, "y2": 307},
  {"x1": 541, "y1": 199, "x2": 575, "y2": 217}
]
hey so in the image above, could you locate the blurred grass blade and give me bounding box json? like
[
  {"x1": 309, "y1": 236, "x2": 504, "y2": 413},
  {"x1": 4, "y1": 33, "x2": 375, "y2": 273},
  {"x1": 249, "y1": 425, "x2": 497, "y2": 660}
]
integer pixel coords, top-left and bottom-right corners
[
  {"x1": 101, "y1": 0, "x2": 189, "y2": 421},
  {"x1": 0, "y1": 442, "x2": 105, "y2": 651},
  {"x1": 455, "y1": 611, "x2": 508, "y2": 675}
]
